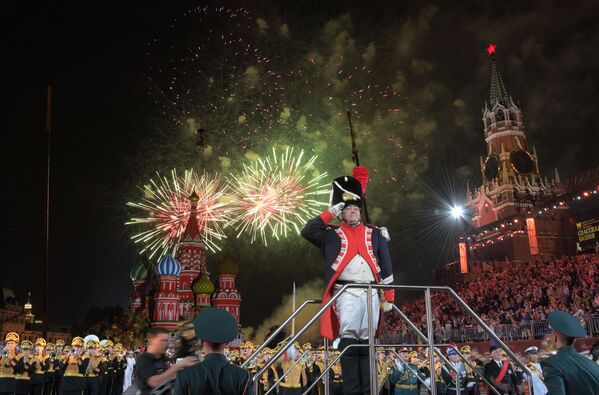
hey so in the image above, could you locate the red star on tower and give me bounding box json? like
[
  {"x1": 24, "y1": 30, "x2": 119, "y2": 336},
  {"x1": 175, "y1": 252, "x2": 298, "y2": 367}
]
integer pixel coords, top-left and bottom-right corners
[{"x1": 486, "y1": 43, "x2": 497, "y2": 56}]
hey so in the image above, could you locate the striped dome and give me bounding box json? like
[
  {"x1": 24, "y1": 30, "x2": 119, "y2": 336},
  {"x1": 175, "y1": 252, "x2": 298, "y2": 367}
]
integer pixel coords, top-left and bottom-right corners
[
  {"x1": 130, "y1": 263, "x2": 148, "y2": 282},
  {"x1": 192, "y1": 274, "x2": 215, "y2": 295},
  {"x1": 217, "y1": 254, "x2": 238, "y2": 275},
  {"x1": 156, "y1": 252, "x2": 181, "y2": 276}
]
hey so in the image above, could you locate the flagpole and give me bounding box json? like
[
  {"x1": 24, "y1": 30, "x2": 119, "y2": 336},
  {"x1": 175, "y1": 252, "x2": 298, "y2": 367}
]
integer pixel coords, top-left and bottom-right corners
[
  {"x1": 291, "y1": 282, "x2": 296, "y2": 336},
  {"x1": 42, "y1": 86, "x2": 52, "y2": 338}
]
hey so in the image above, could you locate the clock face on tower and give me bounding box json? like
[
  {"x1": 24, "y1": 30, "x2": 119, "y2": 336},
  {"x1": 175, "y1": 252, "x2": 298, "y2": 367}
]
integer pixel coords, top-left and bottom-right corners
[
  {"x1": 510, "y1": 149, "x2": 534, "y2": 174},
  {"x1": 484, "y1": 155, "x2": 500, "y2": 180}
]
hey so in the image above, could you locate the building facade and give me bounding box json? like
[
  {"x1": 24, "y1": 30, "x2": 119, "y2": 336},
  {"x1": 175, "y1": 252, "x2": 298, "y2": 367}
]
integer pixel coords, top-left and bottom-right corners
[
  {"x1": 0, "y1": 287, "x2": 70, "y2": 344},
  {"x1": 129, "y1": 193, "x2": 242, "y2": 329}
]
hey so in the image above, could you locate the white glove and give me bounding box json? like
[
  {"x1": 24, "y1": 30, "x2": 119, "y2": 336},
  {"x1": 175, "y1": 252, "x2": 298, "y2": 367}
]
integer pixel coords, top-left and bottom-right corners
[
  {"x1": 395, "y1": 360, "x2": 404, "y2": 372},
  {"x1": 328, "y1": 202, "x2": 345, "y2": 217},
  {"x1": 424, "y1": 378, "x2": 431, "y2": 386},
  {"x1": 380, "y1": 227, "x2": 390, "y2": 241},
  {"x1": 381, "y1": 301, "x2": 394, "y2": 313}
]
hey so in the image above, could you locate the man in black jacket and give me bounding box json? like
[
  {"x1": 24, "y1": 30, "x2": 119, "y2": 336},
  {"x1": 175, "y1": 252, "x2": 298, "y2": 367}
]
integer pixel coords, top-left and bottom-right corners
[
  {"x1": 134, "y1": 329, "x2": 195, "y2": 395},
  {"x1": 484, "y1": 347, "x2": 518, "y2": 395}
]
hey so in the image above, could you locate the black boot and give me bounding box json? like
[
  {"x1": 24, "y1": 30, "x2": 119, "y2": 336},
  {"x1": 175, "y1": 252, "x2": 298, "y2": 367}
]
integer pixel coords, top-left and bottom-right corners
[
  {"x1": 339, "y1": 338, "x2": 361, "y2": 395},
  {"x1": 358, "y1": 339, "x2": 373, "y2": 395}
]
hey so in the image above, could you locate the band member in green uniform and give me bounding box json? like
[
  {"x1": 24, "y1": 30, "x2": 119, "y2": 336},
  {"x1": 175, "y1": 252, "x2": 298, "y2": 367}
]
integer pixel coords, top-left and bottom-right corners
[
  {"x1": 174, "y1": 308, "x2": 253, "y2": 395},
  {"x1": 390, "y1": 348, "x2": 425, "y2": 395},
  {"x1": 541, "y1": 310, "x2": 599, "y2": 395}
]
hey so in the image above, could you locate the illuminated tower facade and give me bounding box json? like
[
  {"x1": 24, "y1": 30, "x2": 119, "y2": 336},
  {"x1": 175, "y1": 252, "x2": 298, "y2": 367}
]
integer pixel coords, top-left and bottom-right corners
[
  {"x1": 129, "y1": 262, "x2": 148, "y2": 314},
  {"x1": 152, "y1": 252, "x2": 181, "y2": 329},
  {"x1": 464, "y1": 45, "x2": 573, "y2": 263},
  {"x1": 24, "y1": 292, "x2": 34, "y2": 323},
  {"x1": 176, "y1": 192, "x2": 208, "y2": 320},
  {"x1": 212, "y1": 255, "x2": 241, "y2": 323}
]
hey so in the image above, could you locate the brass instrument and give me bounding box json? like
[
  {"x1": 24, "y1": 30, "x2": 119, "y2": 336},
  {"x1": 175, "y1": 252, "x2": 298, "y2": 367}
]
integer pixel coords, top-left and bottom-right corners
[{"x1": 377, "y1": 355, "x2": 395, "y2": 393}]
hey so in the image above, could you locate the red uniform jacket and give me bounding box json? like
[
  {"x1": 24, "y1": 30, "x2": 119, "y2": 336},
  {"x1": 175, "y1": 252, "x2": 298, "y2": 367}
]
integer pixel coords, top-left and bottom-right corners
[{"x1": 301, "y1": 209, "x2": 395, "y2": 340}]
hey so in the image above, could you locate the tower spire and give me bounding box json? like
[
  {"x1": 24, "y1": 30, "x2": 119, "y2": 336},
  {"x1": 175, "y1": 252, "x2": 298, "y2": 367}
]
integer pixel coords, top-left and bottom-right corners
[
  {"x1": 181, "y1": 191, "x2": 201, "y2": 242},
  {"x1": 487, "y1": 44, "x2": 510, "y2": 105}
]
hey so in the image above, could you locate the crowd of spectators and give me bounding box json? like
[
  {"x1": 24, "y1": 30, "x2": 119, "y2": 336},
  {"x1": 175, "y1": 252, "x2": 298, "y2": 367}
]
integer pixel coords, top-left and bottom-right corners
[{"x1": 384, "y1": 253, "x2": 599, "y2": 342}]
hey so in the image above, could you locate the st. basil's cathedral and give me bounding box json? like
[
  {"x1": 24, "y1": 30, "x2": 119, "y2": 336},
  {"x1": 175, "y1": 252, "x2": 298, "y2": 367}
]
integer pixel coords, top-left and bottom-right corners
[{"x1": 127, "y1": 192, "x2": 241, "y2": 330}]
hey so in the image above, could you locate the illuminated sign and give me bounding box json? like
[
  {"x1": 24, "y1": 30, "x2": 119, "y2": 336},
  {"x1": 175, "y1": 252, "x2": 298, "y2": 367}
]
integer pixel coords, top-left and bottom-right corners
[
  {"x1": 526, "y1": 218, "x2": 539, "y2": 255},
  {"x1": 576, "y1": 218, "x2": 598, "y2": 245}
]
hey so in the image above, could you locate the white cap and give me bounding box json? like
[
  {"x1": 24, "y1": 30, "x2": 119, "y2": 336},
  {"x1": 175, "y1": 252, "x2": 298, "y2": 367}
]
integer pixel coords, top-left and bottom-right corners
[
  {"x1": 83, "y1": 335, "x2": 100, "y2": 345},
  {"x1": 525, "y1": 346, "x2": 539, "y2": 354}
]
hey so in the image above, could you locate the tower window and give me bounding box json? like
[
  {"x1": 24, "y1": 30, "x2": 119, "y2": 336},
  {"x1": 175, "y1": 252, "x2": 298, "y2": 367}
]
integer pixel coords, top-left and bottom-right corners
[{"x1": 495, "y1": 110, "x2": 506, "y2": 122}]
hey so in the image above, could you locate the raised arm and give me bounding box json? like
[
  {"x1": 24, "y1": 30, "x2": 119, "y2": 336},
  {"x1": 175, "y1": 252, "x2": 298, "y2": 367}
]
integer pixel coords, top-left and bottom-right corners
[{"x1": 301, "y1": 205, "x2": 340, "y2": 247}]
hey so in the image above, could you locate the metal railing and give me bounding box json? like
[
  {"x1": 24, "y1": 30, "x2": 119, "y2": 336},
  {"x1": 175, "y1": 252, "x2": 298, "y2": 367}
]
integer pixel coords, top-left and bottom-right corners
[
  {"x1": 300, "y1": 343, "x2": 450, "y2": 395},
  {"x1": 240, "y1": 299, "x2": 321, "y2": 369},
  {"x1": 384, "y1": 314, "x2": 599, "y2": 343},
  {"x1": 389, "y1": 304, "x2": 502, "y2": 395},
  {"x1": 248, "y1": 284, "x2": 533, "y2": 395}
]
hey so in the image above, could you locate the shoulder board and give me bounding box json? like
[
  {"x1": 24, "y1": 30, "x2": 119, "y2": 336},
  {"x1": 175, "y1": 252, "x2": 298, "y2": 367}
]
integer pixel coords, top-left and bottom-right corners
[
  {"x1": 365, "y1": 224, "x2": 380, "y2": 230},
  {"x1": 325, "y1": 225, "x2": 340, "y2": 230}
]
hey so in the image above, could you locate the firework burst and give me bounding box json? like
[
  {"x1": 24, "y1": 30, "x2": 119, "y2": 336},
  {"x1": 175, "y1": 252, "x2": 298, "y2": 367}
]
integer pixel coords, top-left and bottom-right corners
[
  {"x1": 227, "y1": 147, "x2": 329, "y2": 245},
  {"x1": 126, "y1": 169, "x2": 230, "y2": 260}
]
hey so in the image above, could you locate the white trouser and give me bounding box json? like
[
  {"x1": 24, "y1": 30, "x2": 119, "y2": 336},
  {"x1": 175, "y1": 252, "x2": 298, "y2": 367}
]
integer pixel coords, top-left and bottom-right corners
[{"x1": 334, "y1": 286, "x2": 379, "y2": 340}]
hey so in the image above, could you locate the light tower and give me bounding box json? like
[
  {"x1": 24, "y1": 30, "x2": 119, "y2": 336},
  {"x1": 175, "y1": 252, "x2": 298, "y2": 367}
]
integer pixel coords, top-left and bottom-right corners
[
  {"x1": 24, "y1": 291, "x2": 35, "y2": 323},
  {"x1": 464, "y1": 44, "x2": 571, "y2": 264}
]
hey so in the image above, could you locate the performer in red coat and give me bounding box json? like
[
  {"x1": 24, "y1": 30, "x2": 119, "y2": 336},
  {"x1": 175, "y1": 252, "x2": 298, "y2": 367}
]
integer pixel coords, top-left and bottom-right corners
[{"x1": 301, "y1": 169, "x2": 395, "y2": 395}]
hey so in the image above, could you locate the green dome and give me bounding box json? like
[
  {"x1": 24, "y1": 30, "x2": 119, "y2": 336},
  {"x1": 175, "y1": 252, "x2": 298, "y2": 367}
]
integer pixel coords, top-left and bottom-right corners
[
  {"x1": 130, "y1": 263, "x2": 148, "y2": 282},
  {"x1": 217, "y1": 254, "x2": 238, "y2": 275},
  {"x1": 192, "y1": 274, "x2": 215, "y2": 295}
]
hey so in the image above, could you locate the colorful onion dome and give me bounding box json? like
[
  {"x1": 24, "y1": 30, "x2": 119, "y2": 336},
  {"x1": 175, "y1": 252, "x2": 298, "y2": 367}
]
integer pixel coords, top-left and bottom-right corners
[
  {"x1": 130, "y1": 263, "x2": 148, "y2": 282},
  {"x1": 156, "y1": 252, "x2": 181, "y2": 276},
  {"x1": 192, "y1": 273, "x2": 215, "y2": 295},
  {"x1": 217, "y1": 254, "x2": 238, "y2": 275}
]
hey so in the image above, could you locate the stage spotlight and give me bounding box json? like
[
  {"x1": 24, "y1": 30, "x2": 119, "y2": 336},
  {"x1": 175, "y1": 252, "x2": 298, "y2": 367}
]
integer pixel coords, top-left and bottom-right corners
[{"x1": 450, "y1": 205, "x2": 465, "y2": 219}]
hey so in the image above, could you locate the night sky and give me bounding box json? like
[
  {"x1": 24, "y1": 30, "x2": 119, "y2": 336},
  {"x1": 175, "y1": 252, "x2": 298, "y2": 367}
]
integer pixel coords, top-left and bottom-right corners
[{"x1": 6, "y1": 0, "x2": 599, "y2": 330}]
